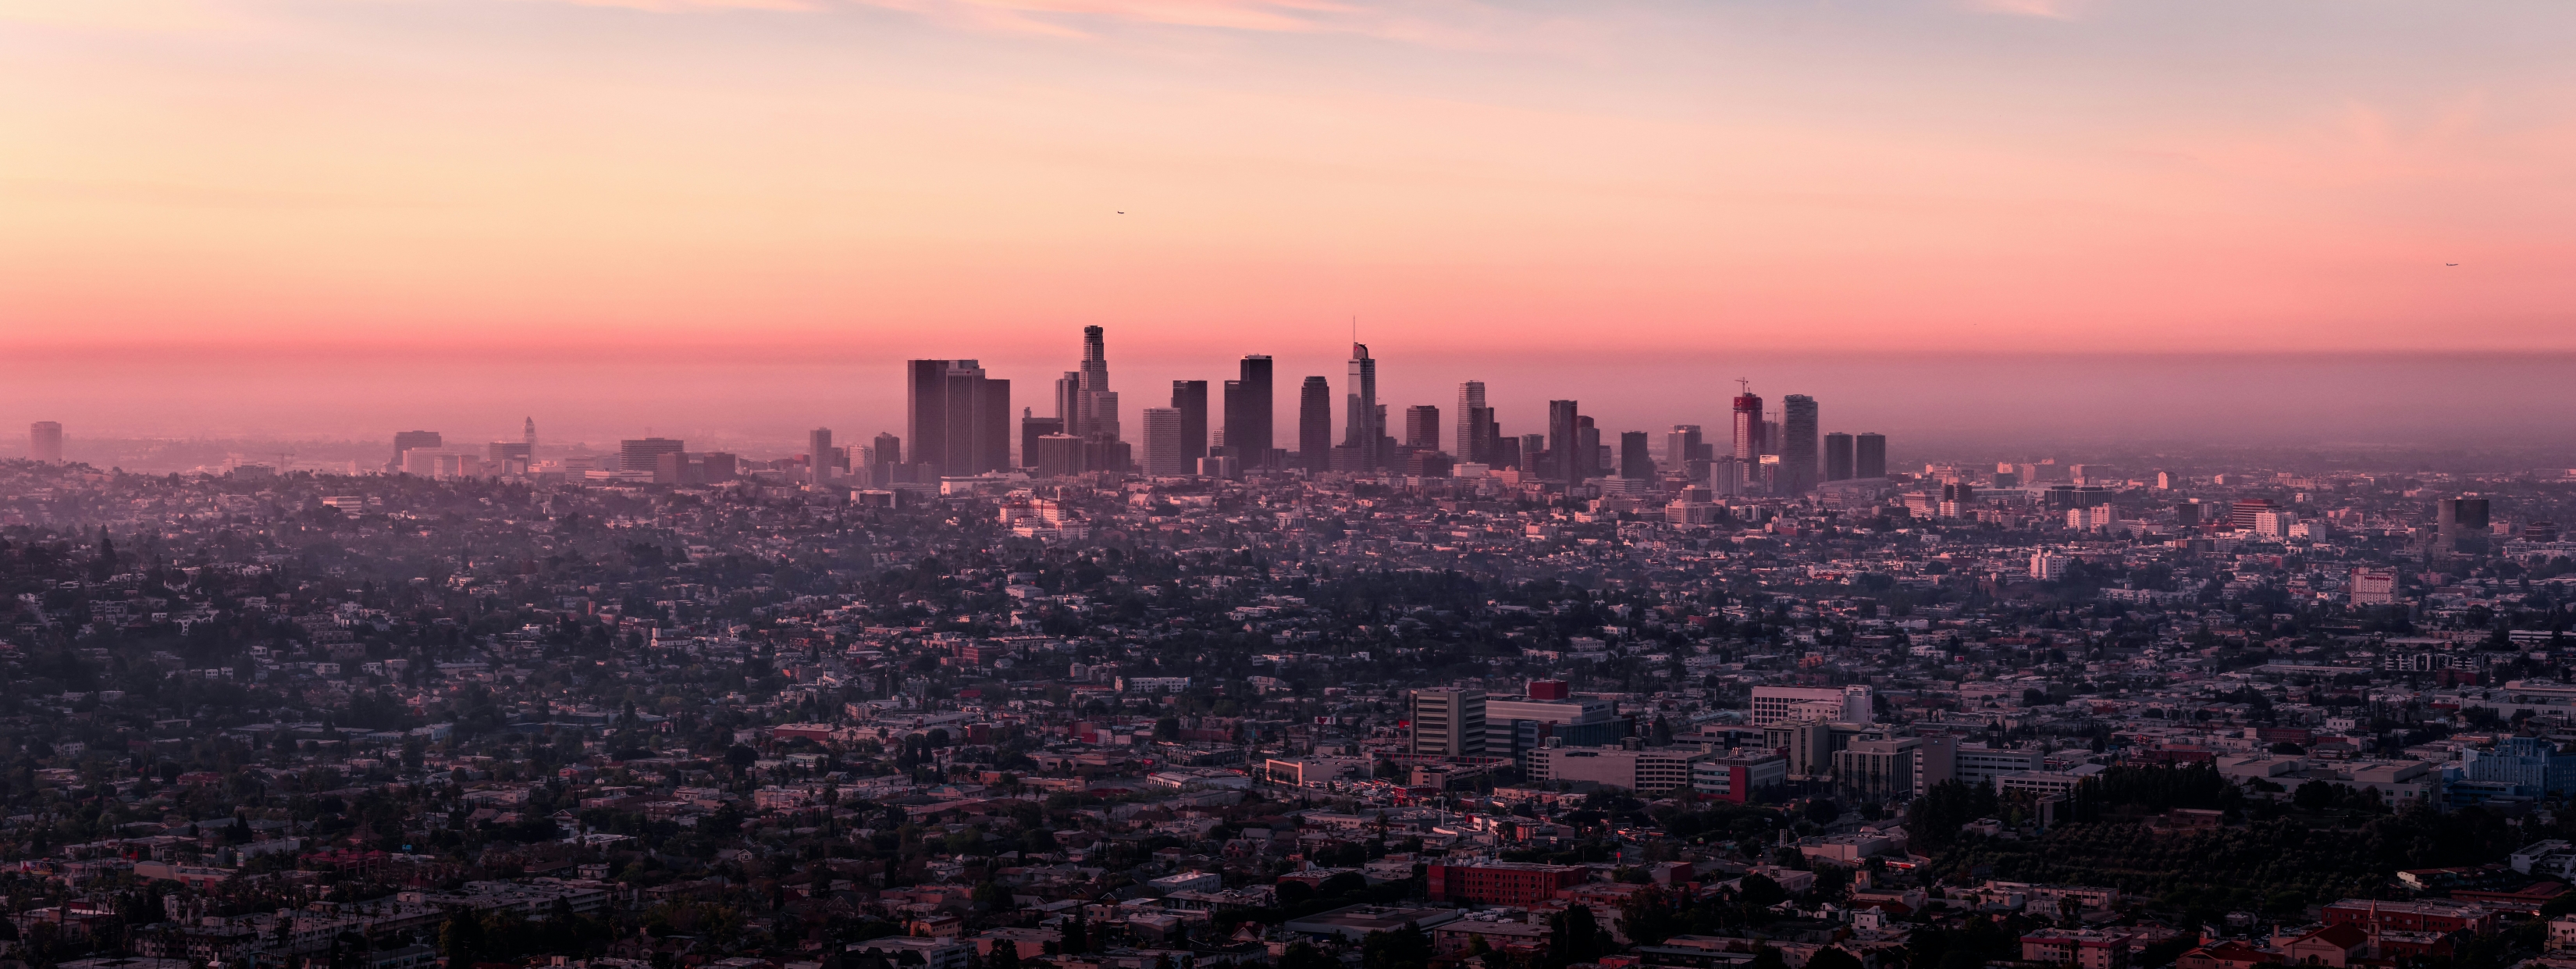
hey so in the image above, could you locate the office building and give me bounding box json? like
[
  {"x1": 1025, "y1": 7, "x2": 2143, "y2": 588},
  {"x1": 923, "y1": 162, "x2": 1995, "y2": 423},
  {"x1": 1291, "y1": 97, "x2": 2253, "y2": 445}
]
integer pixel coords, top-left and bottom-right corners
[
  {"x1": 1297, "y1": 376, "x2": 1332, "y2": 471},
  {"x1": 1779, "y1": 394, "x2": 1818, "y2": 495},
  {"x1": 871, "y1": 432, "x2": 901, "y2": 476},
  {"x1": 1824, "y1": 432, "x2": 1855, "y2": 482},
  {"x1": 1067, "y1": 326, "x2": 1120, "y2": 441},
  {"x1": 28, "y1": 422, "x2": 62, "y2": 464},
  {"x1": 1409, "y1": 688, "x2": 1485, "y2": 758},
  {"x1": 1140, "y1": 408, "x2": 1189, "y2": 476},
  {"x1": 1031, "y1": 434, "x2": 1087, "y2": 478},
  {"x1": 1950, "y1": 744, "x2": 2042, "y2": 787},
  {"x1": 1517, "y1": 433, "x2": 1547, "y2": 473},
  {"x1": 1525, "y1": 745, "x2": 1703, "y2": 793},
  {"x1": 1341, "y1": 344, "x2": 1381, "y2": 470},
  {"x1": 1019, "y1": 411, "x2": 1062, "y2": 470},
  {"x1": 1731, "y1": 390, "x2": 1763, "y2": 462},
  {"x1": 1692, "y1": 752, "x2": 1790, "y2": 803},
  {"x1": 2350, "y1": 568, "x2": 2400, "y2": 606},
  {"x1": 1834, "y1": 736, "x2": 1921, "y2": 800},
  {"x1": 621, "y1": 437, "x2": 685, "y2": 480},
  {"x1": 1487, "y1": 695, "x2": 1622, "y2": 757},
  {"x1": 390, "y1": 430, "x2": 443, "y2": 472},
  {"x1": 1547, "y1": 401, "x2": 1582, "y2": 484},
  {"x1": 1665, "y1": 425, "x2": 1703, "y2": 473},
  {"x1": 1856, "y1": 432, "x2": 1887, "y2": 479},
  {"x1": 807, "y1": 429, "x2": 835, "y2": 484},
  {"x1": 905, "y1": 359, "x2": 1011, "y2": 476},
  {"x1": 1465, "y1": 406, "x2": 1497, "y2": 465},
  {"x1": 1454, "y1": 381, "x2": 1487, "y2": 461},
  {"x1": 1425, "y1": 861, "x2": 1587, "y2": 907},
  {"x1": 1170, "y1": 380, "x2": 1208, "y2": 461},
  {"x1": 1224, "y1": 355, "x2": 1275, "y2": 468},
  {"x1": 1577, "y1": 415, "x2": 1599, "y2": 481},
  {"x1": 2439, "y1": 497, "x2": 2492, "y2": 557},
  {"x1": 1749, "y1": 685, "x2": 1873, "y2": 726},
  {"x1": 486, "y1": 439, "x2": 532, "y2": 471},
  {"x1": 1619, "y1": 431, "x2": 1651, "y2": 480},
  {"x1": 1404, "y1": 404, "x2": 1440, "y2": 452}
]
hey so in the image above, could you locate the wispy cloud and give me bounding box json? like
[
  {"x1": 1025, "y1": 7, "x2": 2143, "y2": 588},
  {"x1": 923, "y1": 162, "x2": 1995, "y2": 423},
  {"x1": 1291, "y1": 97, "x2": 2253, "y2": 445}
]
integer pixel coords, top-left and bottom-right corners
[
  {"x1": 0, "y1": 0, "x2": 242, "y2": 30},
  {"x1": 1966, "y1": 0, "x2": 2080, "y2": 19},
  {"x1": 526, "y1": 0, "x2": 1501, "y2": 43}
]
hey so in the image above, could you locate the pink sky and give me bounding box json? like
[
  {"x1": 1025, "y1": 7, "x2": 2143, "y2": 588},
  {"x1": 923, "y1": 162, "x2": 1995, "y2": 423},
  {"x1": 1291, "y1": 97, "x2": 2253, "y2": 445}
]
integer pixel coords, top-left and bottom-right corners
[{"x1": 5, "y1": 0, "x2": 2576, "y2": 358}]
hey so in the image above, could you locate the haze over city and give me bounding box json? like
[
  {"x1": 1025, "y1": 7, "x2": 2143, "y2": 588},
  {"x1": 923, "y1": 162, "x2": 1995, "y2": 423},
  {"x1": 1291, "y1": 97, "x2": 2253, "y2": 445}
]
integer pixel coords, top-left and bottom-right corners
[{"x1": 11, "y1": 8, "x2": 2576, "y2": 969}]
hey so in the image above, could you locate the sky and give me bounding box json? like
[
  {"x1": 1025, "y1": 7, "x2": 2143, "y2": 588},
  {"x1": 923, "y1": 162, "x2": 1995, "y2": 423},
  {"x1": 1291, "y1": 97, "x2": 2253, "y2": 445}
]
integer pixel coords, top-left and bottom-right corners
[{"x1": 5, "y1": 0, "x2": 2576, "y2": 447}]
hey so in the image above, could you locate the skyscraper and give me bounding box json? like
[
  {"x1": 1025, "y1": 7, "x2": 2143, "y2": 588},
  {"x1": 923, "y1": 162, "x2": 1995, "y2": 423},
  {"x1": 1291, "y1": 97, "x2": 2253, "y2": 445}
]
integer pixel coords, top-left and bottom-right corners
[
  {"x1": 1666, "y1": 426, "x2": 1702, "y2": 473},
  {"x1": 2439, "y1": 497, "x2": 2492, "y2": 557},
  {"x1": 523, "y1": 417, "x2": 537, "y2": 454},
  {"x1": 1055, "y1": 370, "x2": 1080, "y2": 429},
  {"x1": 621, "y1": 437, "x2": 685, "y2": 479},
  {"x1": 1824, "y1": 433, "x2": 1856, "y2": 482},
  {"x1": 1298, "y1": 376, "x2": 1332, "y2": 471},
  {"x1": 1019, "y1": 409, "x2": 1062, "y2": 471},
  {"x1": 1072, "y1": 326, "x2": 1119, "y2": 441},
  {"x1": 1547, "y1": 400, "x2": 1581, "y2": 484},
  {"x1": 1731, "y1": 389, "x2": 1763, "y2": 489},
  {"x1": 1731, "y1": 390, "x2": 1763, "y2": 461},
  {"x1": 905, "y1": 359, "x2": 1010, "y2": 476},
  {"x1": 1856, "y1": 433, "x2": 1887, "y2": 479},
  {"x1": 1230, "y1": 355, "x2": 1274, "y2": 468},
  {"x1": 1140, "y1": 408, "x2": 1189, "y2": 476},
  {"x1": 1577, "y1": 415, "x2": 1599, "y2": 482},
  {"x1": 873, "y1": 432, "x2": 902, "y2": 472},
  {"x1": 1781, "y1": 394, "x2": 1819, "y2": 495},
  {"x1": 1620, "y1": 431, "x2": 1651, "y2": 479},
  {"x1": 1341, "y1": 344, "x2": 1380, "y2": 470},
  {"x1": 808, "y1": 428, "x2": 834, "y2": 484},
  {"x1": 391, "y1": 430, "x2": 443, "y2": 473},
  {"x1": 1170, "y1": 380, "x2": 1208, "y2": 461},
  {"x1": 1454, "y1": 381, "x2": 1486, "y2": 461},
  {"x1": 1466, "y1": 406, "x2": 1497, "y2": 466},
  {"x1": 1404, "y1": 405, "x2": 1440, "y2": 451},
  {"x1": 28, "y1": 422, "x2": 61, "y2": 464}
]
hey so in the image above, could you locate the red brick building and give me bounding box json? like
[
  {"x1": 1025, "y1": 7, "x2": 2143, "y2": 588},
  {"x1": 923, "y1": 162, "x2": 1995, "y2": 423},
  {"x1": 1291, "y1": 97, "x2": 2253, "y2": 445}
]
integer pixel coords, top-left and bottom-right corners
[
  {"x1": 2322, "y1": 899, "x2": 2496, "y2": 935},
  {"x1": 1425, "y1": 860, "x2": 1589, "y2": 906}
]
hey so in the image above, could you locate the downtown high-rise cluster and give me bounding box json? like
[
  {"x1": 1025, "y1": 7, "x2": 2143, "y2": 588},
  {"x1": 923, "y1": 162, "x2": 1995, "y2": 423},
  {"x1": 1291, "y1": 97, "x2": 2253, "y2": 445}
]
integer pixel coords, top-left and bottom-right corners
[{"x1": 873, "y1": 326, "x2": 1888, "y2": 497}]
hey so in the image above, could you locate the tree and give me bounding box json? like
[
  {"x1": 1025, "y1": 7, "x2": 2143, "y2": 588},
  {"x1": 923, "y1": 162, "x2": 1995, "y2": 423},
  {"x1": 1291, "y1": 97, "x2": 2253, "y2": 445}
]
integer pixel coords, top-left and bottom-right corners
[
  {"x1": 1061, "y1": 910, "x2": 1088, "y2": 955},
  {"x1": 1362, "y1": 923, "x2": 1432, "y2": 969},
  {"x1": 1278, "y1": 943, "x2": 1337, "y2": 969},
  {"x1": 439, "y1": 910, "x2": 485, "y2": 967},
  {"x1": 1737, "y1": 873, "x2": 1788, "y2": 909},
  {"x1": 1549, "y1": 905, "x2": 1608, "y2": 968},
  {"x1": 1619, "y1": 886, "x2": 1681, "y2": 946},
  {"x1": 1806, "y1": 949, "x2": 1863, "y2": 969}
]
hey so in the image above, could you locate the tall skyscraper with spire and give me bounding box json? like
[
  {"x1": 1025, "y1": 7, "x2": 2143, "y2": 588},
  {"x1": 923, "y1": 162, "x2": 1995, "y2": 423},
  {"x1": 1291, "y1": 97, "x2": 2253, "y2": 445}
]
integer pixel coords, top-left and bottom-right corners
[
  {"x1": 1340, "y1": 343, "x2": 1380, "y2": 470},
  {"x1": 1071, "y1": 326, "x2": 1119, "y2": 441},
  {"x1": 1453, "y1": 381, "x2": 1486, "y2": 461},
  {"x1": 523, "y1": 417, "x2": 536, "y2": 454}
]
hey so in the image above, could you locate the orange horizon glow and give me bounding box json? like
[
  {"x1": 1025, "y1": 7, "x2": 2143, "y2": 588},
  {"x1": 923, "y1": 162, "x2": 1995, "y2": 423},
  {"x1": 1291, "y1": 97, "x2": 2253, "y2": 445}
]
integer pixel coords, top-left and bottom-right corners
[{"x1": 6, "y1": 0, "x2": 2576, "y2": 355}]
